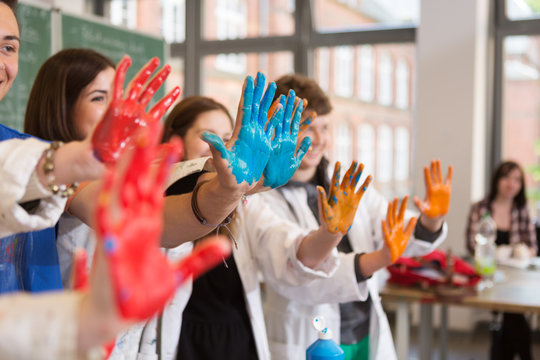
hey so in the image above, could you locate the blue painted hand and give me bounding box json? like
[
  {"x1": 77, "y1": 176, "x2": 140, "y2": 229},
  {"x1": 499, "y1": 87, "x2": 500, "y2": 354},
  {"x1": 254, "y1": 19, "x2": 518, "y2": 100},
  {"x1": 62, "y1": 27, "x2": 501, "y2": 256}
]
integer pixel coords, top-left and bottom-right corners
[
  {"x1": 263, "y1": 91, "x2": 312, "y2": 188},
  {"x1": 202, "y1": 72, "x2": 282, "y2": 187}
]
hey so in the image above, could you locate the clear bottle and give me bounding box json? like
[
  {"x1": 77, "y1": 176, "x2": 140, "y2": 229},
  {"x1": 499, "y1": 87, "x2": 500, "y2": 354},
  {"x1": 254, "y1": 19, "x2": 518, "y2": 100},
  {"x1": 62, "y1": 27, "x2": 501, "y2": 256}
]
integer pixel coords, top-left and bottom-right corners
[
  {"x1": 306, "y1": 316, "x2": 344, "y2": 360},
  {"x1": 474, "y1": 212, "x2": 497, "y2": 288}
]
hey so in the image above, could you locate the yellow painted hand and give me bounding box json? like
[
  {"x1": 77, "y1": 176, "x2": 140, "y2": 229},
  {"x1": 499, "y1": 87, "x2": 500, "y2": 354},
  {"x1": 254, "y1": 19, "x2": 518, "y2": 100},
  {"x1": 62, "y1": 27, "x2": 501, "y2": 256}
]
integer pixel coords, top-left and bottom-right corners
[
  {"x1": 413, "y1": 159, "x2": 453, "y2": 218},
  {"x1": 317, "y1": 161, "x2": 372, "y2": 234},
  {"x1": 382, "y1": 196, "x2": 417, "y2": 263}
]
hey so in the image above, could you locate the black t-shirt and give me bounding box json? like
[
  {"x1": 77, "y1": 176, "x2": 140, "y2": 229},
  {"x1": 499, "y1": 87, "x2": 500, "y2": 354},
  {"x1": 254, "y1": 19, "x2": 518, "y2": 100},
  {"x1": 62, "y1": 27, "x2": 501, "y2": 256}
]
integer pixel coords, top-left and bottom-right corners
[{"x1": 167, "y1": 171, "x2": 258, "y2": 360}]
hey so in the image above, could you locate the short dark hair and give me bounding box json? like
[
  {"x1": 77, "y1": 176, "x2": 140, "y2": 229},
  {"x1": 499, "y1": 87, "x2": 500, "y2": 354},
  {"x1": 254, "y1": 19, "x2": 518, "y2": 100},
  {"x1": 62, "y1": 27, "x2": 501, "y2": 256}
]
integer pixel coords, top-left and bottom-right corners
[
  {"x1": 488, "y1": 161, "x2": 527, "y2": 209},
  {"x1": 162, "y1": 95, "x2": 233, "y2": 142},
  {"x1": 24, "y1": 48, "x2": 115, "y2": 142},
  {"x1": 0, "y1": 0, "x2": 17, "y2": 13},
  {"x1": 273, "y1": 74, "x2": 332, "y2": 116}
]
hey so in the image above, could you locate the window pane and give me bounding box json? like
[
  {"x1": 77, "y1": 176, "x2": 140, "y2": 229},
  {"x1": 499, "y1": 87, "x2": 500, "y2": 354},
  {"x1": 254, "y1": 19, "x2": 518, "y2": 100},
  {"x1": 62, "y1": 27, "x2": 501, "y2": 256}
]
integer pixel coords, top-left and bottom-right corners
[
  {"x1": 103, "y1": 0, "x2": 185, "y2": 43},
  {"x1": 506, "y1": 0, "x2": 540, "y2": 20},
  {"x1": 334, "y1": 123, "x2": 353, "y2": 166},
  {"x1": 502, "y1": 35, "x2": 540, "y2": 216},
  {"x1": 357, "y1": 124, "x2": 375, "y2": 175},
  {"x1": 394, "y1": 126, "x2": 409, "y2": 181},
  {"x1": 203, "y1": 0, "x2": 294, "y2": 40},
  {"x1": 377, "y1": 124, "x2": 393, "y2": 183},
  {"x1": 316, "y1": 43, "x2": 415, "y2": 195},
  {"x1": 167, "y1": 57, "x2": 185, "y2": 101},
  {"x1": 202, "y1": 52, "x2": 294, "y2": 116},
  {"x1": 313, "y1": 0, "x2": 419, "y2": 32}
]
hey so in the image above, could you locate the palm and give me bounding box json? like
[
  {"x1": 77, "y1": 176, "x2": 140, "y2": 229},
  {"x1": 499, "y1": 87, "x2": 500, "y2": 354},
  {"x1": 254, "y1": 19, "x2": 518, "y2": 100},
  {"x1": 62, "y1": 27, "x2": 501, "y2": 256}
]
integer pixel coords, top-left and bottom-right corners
[
  {"x1": 203, "y1": 72, "x2": 280, "y2": 190},
  {"x1": 96, "y1": 132, "x2": 183, "y2": 320},
  {"x1": 318, "y1": 161, "x2": 372, "y2": 234},
  {"x1": 414, "y1": 160, "x2": 453, "y2": 218},
  {"x1": 264, "y1": 92, "x2": 312, "y2": 188},
  {"x1": 92, "y1": 56, "x2": 180, "y2": 164},
  {"x1": 382, "y1": 196, "x2": 417, "y2": 262}
]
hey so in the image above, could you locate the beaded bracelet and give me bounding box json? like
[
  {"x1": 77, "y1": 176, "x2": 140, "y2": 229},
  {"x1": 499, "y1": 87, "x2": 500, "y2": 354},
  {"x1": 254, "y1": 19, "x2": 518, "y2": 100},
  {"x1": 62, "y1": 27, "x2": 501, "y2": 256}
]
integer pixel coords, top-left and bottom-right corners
[{"x1": 43, "y1": 141, "x2": 79, "y2": 197}]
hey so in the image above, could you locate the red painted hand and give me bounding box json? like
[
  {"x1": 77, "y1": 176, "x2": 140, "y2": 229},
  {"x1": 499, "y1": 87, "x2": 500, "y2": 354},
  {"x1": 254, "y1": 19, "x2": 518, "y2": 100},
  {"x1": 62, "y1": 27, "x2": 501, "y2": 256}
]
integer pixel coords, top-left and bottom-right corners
[
  {"x1": 382, "y1": 196, "x2": 417, "y2": 263},
  {"x1": 95, "y1": 127, "x2": 230, "y2": 321},
  {"x1": 92, "y1": 55, "x2": 181, "y2": 164},
  {"x1": 317, "y1": 161, "x2": 372, "y2": 234},
  {"x1": 413, "y1": 160, "x2": 453, "y2": 218}
]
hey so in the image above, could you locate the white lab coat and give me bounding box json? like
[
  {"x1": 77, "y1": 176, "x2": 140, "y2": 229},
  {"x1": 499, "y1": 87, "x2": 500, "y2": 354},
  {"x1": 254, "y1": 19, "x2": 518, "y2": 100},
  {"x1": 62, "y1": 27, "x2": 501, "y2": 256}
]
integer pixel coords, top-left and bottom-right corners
[
  {"x1": 0, "y1": 137, "x2": 65, "y2": 237},
  {"x1": 260, "y1": 185, "x2": 447, "y2": 360},
  {"x1": 0, "y1": 137, "x2": 80, "y2": 359},
  {"x1": 109, "y1": 160, "x2": 341, "y2": 360}
]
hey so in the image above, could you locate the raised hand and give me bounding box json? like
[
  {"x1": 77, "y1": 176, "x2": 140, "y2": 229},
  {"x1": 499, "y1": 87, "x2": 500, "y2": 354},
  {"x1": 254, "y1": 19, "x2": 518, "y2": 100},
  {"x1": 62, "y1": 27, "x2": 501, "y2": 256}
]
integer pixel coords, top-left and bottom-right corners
[
  {"x1": 298, "y1": 111, "x2": 317, "y2": 139},
  {"x1": 92, "y1": 56, "x2": 181, "y2": 164},
  {"x1": 413, "y1": 159, "x2": 453, "y2": 219},
  {"x1": 95, "y1": 127, "x2": 230, "y2": 321},
  {"x1": 317, "y1": 161, "x2": 372, "y2": 234},
  {"x1": 202, "y1": 72, "x2": 281, "y2": 191},
  {"x1": 382, "y1": 196, "x2": 417, "y2": 263},
  {"x1": 263, "y1": 91, "x2": 312, "y2": 188}
]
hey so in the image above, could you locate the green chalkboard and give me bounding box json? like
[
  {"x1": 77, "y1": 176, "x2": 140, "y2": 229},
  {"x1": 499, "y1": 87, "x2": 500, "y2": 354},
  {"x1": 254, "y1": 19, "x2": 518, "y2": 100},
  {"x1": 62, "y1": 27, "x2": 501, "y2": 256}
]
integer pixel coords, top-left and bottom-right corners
[
  {"x1": 61, "y1": 14, "x2": 166, "y2": 100},
  {"x1": 0, "y1": 3, "x2": 52, "y2": 131}
]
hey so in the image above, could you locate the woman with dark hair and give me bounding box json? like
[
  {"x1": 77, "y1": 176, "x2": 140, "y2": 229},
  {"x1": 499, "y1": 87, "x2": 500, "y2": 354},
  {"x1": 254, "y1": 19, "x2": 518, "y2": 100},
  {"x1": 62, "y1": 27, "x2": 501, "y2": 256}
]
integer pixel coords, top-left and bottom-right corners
[
  {"x1": 24, "y1": 48, "x2": 115, "y2": 142},
  {"x1": 466, "y1": 160, "x2": 537, "y2": 360},
  {"x1": 162, "y1": 95, "x2": 233, "y2": 159},
  {"x1": 23, "y1": 48, "x2": 116, "y2": 288},
  {"x1": 466, "y1": 161, "x2": 537, "y2": 255}
]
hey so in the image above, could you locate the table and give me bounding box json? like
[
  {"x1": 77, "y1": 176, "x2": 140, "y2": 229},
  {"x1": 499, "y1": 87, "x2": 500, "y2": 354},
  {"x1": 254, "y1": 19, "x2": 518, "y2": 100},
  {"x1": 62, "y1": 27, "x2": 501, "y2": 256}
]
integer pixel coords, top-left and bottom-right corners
[{"x1": 381, "y1": 266, "x2": 540, "y2": 360}]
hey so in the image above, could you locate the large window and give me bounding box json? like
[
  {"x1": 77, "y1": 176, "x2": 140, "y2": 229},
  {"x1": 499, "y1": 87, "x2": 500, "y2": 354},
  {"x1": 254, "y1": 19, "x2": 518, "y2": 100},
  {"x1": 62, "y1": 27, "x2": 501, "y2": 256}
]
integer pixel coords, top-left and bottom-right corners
[
  {"x1": 495, "y1": 0, "x2": 540, "y2": 218},
  {"x1": 86, "y1": 0, "x2": 418, "y2": 197},
  {"x1": 315, "y1": 42, "x2": 415, "y2": 191}
]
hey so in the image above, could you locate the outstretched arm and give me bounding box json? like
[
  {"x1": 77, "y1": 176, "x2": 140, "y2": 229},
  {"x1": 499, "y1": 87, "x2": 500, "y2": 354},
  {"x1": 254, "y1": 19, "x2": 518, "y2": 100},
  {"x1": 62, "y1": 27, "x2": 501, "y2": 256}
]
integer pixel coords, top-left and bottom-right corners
[
  {"x1": 162, "y1": 72, "x2": 299, "y2": 247},
  {"x1": 297, "y1": 161, "x2": 372, "y2": 268}
]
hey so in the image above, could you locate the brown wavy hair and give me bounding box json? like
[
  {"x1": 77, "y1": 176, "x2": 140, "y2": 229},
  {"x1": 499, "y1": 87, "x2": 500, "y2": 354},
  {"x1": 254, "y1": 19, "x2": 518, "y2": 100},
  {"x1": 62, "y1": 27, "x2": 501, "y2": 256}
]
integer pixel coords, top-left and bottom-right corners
[
  {"x1": 162, "y1": 95, "x2": 233, "y2": 142},
  {"x1": 24, "y1": 48, "x2": 115, "y2": 142}
]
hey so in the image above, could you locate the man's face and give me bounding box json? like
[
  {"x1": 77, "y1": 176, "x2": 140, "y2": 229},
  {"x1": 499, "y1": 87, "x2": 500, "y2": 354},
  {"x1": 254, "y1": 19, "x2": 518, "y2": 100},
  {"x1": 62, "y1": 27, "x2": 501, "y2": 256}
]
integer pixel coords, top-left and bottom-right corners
[{"x1": 0, "y1": 3, "x2": 19, "y2": 102}]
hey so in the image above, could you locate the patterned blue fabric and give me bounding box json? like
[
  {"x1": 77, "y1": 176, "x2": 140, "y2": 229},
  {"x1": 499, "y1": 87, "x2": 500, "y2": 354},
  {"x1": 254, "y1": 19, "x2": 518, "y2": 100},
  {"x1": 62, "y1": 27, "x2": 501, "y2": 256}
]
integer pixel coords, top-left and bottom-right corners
[{"x1": 0, "y1": 124, "x2": 62, "y2": 293}]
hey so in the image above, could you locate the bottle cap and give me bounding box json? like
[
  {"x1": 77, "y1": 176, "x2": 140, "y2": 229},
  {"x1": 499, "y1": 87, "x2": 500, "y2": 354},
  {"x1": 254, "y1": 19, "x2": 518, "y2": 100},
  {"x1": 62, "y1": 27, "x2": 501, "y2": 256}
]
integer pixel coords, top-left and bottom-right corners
[{"x1": 313, "y1": 316, "x2": 333, "y2": 340}]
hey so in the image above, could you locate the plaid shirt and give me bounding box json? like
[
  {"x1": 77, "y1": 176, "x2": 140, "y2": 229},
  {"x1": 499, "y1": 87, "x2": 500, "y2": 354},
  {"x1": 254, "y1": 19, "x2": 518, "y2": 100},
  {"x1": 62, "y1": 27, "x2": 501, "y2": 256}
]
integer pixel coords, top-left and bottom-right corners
[{"x1": 466, "y1": 198, "x2": 537, "y2": 255}]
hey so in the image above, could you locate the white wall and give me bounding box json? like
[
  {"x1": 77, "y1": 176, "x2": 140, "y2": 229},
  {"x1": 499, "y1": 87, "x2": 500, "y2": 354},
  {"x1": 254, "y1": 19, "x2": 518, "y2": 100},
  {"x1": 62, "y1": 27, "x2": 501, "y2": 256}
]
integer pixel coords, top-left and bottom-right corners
[
  {"x1": 415, "y1": 0, "x2": 490, "y2": 255},
  {"x1": 412, "y1": 0, "x2": 492, "y2": 331}
]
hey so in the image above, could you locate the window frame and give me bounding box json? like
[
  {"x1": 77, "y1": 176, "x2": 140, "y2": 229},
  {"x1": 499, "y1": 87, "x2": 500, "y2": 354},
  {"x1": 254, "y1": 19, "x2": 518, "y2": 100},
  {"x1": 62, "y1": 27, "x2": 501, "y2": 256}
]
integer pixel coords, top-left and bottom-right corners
[
  {"x1": 492, "y1": 0, "x2": 540, "y2": 171},
  {"x1": 164, "y1": 0, "x2": 416, "y2": 97}
]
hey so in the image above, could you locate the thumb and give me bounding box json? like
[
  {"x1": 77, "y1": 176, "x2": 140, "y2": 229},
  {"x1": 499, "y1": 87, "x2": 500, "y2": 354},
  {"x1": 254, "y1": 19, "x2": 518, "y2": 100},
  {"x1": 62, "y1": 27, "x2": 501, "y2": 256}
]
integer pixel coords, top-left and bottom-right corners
[{"x1": 201, "y1": 132, "x2": 231, "y2": 163}]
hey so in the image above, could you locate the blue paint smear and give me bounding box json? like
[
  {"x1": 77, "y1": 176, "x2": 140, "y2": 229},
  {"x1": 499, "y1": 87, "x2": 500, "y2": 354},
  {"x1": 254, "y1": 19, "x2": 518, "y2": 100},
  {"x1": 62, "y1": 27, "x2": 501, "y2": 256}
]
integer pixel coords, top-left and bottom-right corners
[{"x1": 263, "y1": 92, "x2": 312, "y2": 188}]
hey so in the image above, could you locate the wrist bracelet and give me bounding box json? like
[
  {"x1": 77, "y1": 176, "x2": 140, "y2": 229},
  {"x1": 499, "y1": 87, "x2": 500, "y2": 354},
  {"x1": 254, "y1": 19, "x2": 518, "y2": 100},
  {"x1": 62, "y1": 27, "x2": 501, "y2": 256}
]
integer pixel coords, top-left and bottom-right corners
[
  {"x1": 43, "y1": 141, "x2": 79, "y2": 198},
  {"x1": 191, "y1": 180, "x2": 233, "y2": 227}
]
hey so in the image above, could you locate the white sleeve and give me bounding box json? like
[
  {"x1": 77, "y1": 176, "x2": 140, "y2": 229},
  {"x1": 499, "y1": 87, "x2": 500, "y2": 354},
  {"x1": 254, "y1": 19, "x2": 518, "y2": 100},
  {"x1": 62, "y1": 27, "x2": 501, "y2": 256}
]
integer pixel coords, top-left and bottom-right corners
[
  {"x1": 242, "y1": 195, "x2": 340, "y2": 289},
  {"x1": 0, "y1": 138, "x2": 66, "y2": 237},
  {"x1": 0, "y1": 291, "x2": 82, "y2": 360},
  {"x1": 266, "y1": 251, "x2": 369, "y2": 305}
]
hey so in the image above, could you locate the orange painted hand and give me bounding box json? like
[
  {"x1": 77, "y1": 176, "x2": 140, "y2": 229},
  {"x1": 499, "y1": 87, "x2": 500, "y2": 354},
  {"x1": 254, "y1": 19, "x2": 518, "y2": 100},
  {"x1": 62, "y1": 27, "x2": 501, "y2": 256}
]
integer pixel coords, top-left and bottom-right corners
[
  {"x1": 317, "y1": 161, "x2": 372, "y2": 234},
  {"x1": 413, "y1": 159, "x2": 453, "y2": 218},
  {"x1": 382, "y1": 196, "x2": 417, "y2": 263}
]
